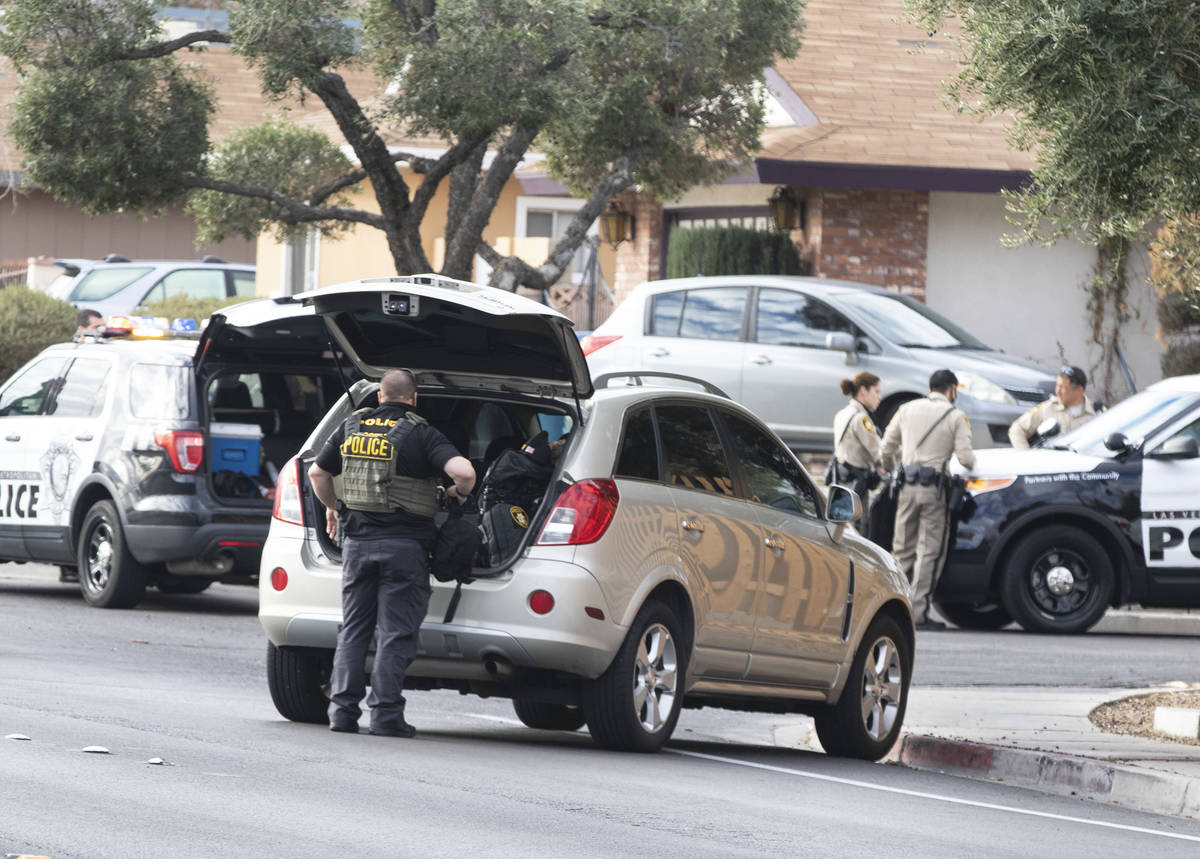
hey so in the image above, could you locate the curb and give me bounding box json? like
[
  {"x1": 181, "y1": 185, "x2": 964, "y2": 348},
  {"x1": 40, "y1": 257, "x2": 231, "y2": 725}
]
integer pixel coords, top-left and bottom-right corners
[
  {"x1": 893, "y1": 733, "x2": 1200, "y2": 820},
  {"x1": 1093, "y1": 611, "x2": 1200, "y2": 637}
]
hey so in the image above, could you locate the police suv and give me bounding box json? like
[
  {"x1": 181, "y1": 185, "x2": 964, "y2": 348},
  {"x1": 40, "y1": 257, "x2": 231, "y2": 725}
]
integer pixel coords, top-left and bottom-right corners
[
  {"x1": 0, "y1": 302, "x2": 349, "y2": 607},
  {"x1": 938, "y1": 374, "x2": 1200, "y2": 633}
]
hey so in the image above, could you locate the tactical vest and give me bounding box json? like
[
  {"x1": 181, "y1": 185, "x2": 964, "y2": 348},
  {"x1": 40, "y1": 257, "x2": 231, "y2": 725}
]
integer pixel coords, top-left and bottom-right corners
[{"x1": 339, "y1": 409, "x2": 439, "y2": 517}]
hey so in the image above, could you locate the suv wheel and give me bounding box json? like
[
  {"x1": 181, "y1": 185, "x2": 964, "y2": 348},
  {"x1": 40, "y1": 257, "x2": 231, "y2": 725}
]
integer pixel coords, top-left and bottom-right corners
[
  {"x1": 78, "y1": 500, "x2": 147, "y2": 608},
  {"x1": 1000, "y1": 526, "x2": 1114, "y2": 634},
  {"x1": 512, "y1": 698, "x2": 586, "y2": 731},
  {"x1": 267, "y1": 642, "x2": 332, "y2": 724},
  {"x1": 582, "y1": 599, "x2": 686, "y2": 753},
  {"x1": 814, "y1": 615, "x2": 910, "y2": 760}
]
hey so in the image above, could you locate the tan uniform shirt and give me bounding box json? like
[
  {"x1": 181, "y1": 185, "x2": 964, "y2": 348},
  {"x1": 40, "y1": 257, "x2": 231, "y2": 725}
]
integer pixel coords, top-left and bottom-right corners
[
  {"x1": 1007, "y1": 395, "x2": 1096, "y2": 448},
  {"x1": 880, "y1": 392, "x2": 976, "y2": 471},
  {"x1": 833, "y1": 398, "x2": 881, "y2": 470}
]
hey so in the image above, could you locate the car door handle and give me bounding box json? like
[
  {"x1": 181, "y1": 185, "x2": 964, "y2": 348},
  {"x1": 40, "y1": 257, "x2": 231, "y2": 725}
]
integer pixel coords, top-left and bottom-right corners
[
  {"x1": 750, "y1": 354, "x2": 772, "y2": 366},
  {"x1": 650, "y1": 348, "x2": 670, "y2": 357},
  {"x1": 4, "y1": 434, "x2": 19, "y2": 442},
  {"x1": 681, "y1": 519, "x2": 705, "y2": 533},
  {"x1": 76, "y1": 433, "x2": 94, "y2": 442},
  {"x1": 764, "y1": 536, "x2": 785, "y2": 551}
]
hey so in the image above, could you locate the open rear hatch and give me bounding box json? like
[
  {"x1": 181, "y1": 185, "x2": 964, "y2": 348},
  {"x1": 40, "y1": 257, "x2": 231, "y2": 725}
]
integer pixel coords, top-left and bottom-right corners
[
  {"x1": 194, "y1": 299, "x2": 357, "y2": 503},
  {"x1": 298, "y1": 275, "x2": 593, "y2": 401}
]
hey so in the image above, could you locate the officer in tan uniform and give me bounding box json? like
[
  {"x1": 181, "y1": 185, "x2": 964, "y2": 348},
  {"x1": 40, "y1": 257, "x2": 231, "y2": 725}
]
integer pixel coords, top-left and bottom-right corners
[
  {"x1": 1008, "y1": 365, "x2": 1095, "y2": 448},
  {"x1": 831, "y1": 371, "x2": 883, "y2": 502},
  {"x1": 881, "y1": 369, "x2": 976, "y2": 630}
]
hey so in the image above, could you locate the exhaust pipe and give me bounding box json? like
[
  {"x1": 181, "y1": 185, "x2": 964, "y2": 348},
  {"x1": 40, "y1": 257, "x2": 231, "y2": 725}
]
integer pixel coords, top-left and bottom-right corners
[{"x1": 166, "y1": 551, "x2": 235, "y2": 577}]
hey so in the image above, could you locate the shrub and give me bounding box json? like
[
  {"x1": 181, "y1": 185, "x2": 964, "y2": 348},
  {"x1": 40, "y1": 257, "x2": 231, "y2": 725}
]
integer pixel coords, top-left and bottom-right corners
[
  {"x1": 0, "y1": 287, "x2": 77, "y2": 383},
  {"x1": 666, "y1": 226, "x2": 809, "y2": 278},
  {"x1": 1161, "y1": 339, "x2": 1200, "y2": 377}
]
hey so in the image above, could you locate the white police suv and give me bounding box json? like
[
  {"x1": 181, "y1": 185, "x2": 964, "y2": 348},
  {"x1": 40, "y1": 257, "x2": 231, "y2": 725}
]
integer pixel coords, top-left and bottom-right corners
[
  {"x1": 938, "y1": 375, "x2": 1200, "y2": 633},
  {"x1": 0, "y1": 303, "x2": 350, "y2": 607}
]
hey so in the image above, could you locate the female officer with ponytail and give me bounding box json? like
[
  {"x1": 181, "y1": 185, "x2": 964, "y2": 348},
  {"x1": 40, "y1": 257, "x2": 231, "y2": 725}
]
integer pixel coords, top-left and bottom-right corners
[{"x1": 829, "y1": 372, "x2": 883, "y2": 506}]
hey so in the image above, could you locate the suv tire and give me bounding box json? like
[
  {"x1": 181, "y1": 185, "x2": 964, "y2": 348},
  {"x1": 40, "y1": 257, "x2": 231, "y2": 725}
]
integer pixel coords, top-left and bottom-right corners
[
  {"x1": 512, "y1": 698, "x2": 586, "y2": 731},
  {"x1": 1000, "y1": 525, "x2": 1114, "y2": 634},
  {"x1": 814, "y1": 615, "x2": 910, "y2": 760},
  {"x1": 267, "y1": 643, "x2": 332, "y2": 724},
  {"x1": 78, "y1": 500, "x2": 147, "y2": 609},
  {"x1": 582, "y1": 599, "x2": 686, "y2": 753}
]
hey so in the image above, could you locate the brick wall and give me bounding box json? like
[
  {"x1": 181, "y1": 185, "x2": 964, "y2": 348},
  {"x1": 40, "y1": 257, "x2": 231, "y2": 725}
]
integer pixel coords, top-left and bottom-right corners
[
  {"x1": 813, "y1": 187, "x2": 929, "y2": 298},
  {"x1": 612, "y1": 191, "x2": 663, "y2": 304}
]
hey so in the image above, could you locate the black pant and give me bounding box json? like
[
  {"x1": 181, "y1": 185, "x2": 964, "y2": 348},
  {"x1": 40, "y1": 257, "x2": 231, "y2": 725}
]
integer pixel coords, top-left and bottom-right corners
[{"x1": 328, "y1": 536, "x2": 430, "y2": 731}]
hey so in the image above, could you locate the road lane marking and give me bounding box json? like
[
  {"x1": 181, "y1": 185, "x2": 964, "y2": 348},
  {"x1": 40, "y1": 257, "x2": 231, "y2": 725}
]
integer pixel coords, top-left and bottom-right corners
[{"x1": 670, "y1": 749, "x2": 1200, "y2": 843}]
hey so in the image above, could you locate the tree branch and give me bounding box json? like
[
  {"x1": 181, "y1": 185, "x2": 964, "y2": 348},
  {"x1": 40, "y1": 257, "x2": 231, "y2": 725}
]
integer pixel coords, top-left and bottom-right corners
[
  {"x1": 119, "y1": 30, "x2": 231, "y2": 60},
  {"x1": 181, "y1": 174, "x2": 385, "y2": 228}
]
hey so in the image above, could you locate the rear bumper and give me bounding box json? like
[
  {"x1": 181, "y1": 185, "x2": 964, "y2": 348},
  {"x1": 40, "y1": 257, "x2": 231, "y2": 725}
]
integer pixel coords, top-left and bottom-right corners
[
  {"x1": 258, "y1": 524, "x2": 626, "y2": 680},
  {"x1": 125, "y1": 516, "x2": 268, "y2": 573}
]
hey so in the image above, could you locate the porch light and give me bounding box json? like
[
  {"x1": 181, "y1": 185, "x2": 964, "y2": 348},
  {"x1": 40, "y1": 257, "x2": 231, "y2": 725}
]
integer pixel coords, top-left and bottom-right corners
[
  {"x1": 768, "y1": 185, "x2": 799, "y2": 231},
  {"x1": 599, "y1": 201, "x2": 634, "y2": 247}
]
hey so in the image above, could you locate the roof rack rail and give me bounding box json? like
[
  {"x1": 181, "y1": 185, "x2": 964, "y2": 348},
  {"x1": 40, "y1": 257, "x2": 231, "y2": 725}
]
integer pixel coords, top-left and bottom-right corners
[
  {"x1": 593, "y1": 371, "x2": 730, "y2": 399},
  {"x1": 103, "y1": 253, "x2": 131, "y2": 263},
  {"x1": 201, "y1": 255, "x2": 227, "y2": 263}
]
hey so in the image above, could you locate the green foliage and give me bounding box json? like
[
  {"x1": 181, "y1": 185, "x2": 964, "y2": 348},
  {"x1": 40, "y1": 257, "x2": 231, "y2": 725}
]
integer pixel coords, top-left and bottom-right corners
[
  {"x1": 135, "y1": 294, "x2": 243, "y2": 322},
  {"x1": 0, "y1": 288, "x2": 78, "y2": 384},
  {"x1": 9, "y1": 60, "x2": 213, "y2": 213},
  {"x1": 1149, "y1": 218, "x2": 1200, "y2": 376},
  {"x1": 906, "y1": 0, "x2": 1200, "y2": 244},
  {"x1": 0, "y1": 0, "x2": 804, "y2": 285},
  {"x1": 666, "y1": 226, "x2": 807, "y2": 278},
  {"x1": 1161, "y1": 340, "x2": 1200, "y2": 377},
  {"x1": 188, "y1": 119, "x2": 357, "y2": 244}
]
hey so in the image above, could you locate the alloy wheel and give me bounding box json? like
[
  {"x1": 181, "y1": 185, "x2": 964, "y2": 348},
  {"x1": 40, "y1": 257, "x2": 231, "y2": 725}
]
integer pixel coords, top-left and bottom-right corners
[
  {"x1": 84, "y1": 522, "x2": 115, "y2": 593},
  {"x1": 859, "y1": 635, "x2": 903, "y2": 742},
  {"x1": 632, "y1": 622, "x2": 678, "y2": 733}
]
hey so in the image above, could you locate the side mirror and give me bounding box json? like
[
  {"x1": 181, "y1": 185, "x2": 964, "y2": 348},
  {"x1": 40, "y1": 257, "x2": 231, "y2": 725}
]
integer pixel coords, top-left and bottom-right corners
[
  {"x1": 826, "y1": 484, "x2": 862, "y2": 523},
  {"x1": 825, "y1": 332, "x2": 855, "y2": 353},
  {"x1": 825, "y1": 332, "x2": 857, "y2": 366},
  {"x1": 1149, "y1": 436, "x2": 1200, "y2": 460},
  {"x1": 1103, "y1": 432, "x2": 1130, "y2": 453}
]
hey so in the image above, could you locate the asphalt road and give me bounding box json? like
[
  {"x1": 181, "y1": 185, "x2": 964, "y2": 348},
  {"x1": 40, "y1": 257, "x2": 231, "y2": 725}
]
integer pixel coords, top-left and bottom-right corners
[{"x1": 3, "y1": 563, "x2": 1200, "y2": 858}]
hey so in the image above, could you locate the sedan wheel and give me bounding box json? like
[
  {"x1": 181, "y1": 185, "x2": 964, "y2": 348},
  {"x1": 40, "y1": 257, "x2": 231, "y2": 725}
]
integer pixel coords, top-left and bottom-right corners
[
  {"x1": 815, "y1": 615, "x2": 911, "y2": 760},
  {"x1": 582, "y1": 599, "x2": 687, "y2": 753}
]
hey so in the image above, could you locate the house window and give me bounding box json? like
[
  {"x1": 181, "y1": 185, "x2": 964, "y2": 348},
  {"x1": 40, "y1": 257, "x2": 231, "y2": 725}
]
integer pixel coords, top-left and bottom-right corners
[{"x1": 516, "y1": 196, "x2": 598, "y2": 285}]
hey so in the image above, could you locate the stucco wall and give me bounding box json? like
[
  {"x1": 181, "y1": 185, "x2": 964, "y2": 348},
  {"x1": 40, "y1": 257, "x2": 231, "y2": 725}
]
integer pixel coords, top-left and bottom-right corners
[{"x1": 925, "y1": 191, "x2": 1161, "y2": 403}]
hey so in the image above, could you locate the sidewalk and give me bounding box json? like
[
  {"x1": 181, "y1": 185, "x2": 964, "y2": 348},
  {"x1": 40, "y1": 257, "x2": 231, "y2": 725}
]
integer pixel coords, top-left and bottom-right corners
[{"x1": 891, "y1": 608, "x2": 1200, "y2": 820}]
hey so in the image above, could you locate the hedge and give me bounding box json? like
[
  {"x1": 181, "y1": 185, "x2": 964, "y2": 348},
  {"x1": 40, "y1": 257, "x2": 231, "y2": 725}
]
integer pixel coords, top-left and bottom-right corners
[
  {"x1": 665, "y1": 226, "x2": 808, "y2": 278},
  {"x1": 0, "y1": 287, "x2": 78, "y2": 383}
]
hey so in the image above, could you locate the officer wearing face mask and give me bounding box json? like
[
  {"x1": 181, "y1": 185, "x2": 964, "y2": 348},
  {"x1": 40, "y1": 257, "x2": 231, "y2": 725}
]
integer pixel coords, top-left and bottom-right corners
[{"x1": 880, "y1": 369, "x2": 975, "y2": 631}]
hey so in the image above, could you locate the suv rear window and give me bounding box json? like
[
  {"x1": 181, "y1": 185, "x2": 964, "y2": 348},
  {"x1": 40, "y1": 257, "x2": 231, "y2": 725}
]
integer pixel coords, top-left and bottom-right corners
[
  {"x1": 70, "y1": 267, "x2": 154, "y2": 301},
  {"x1": 130, "y1": 364, "x2": 192, "y2": 420}
]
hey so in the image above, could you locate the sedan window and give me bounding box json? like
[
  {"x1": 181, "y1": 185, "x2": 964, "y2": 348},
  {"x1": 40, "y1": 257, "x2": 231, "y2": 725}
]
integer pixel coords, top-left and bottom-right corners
[
  {"x1": 142, "y1": 269, "x2": 227, "y2": 305},
  {"x1": 650, "y1": 291, "x2": 684, "y2": 336},
  {"x1": 656, "y1": 404, "x2": 735, "y2": 496},
  {"x1": 677, "y1": 287, "x2": 747, "y2": 341},
  {"x1": 723, "y1": 413, "x2": 820, "y2": 517},
  {"x1": 756, "y1": 288, "x2": 860, "y2": 348}
]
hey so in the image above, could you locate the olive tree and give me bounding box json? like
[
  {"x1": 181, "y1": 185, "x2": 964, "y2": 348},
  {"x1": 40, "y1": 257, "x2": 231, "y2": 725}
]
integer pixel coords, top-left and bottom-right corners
[{"x1": 0, "y1": 0, "x2": 802, "y2": 290}]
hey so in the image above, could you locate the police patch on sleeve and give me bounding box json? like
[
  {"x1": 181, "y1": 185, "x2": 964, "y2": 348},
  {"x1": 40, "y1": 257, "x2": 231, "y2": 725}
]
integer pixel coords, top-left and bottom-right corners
[{"x1": 861, "y1": 416, "x2": 875, "y2": 434}]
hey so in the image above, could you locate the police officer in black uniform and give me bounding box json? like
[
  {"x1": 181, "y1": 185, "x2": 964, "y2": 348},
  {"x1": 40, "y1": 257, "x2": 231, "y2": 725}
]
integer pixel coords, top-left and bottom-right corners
[{"x1": 308, "y1": 368, "x2": 475, "y2": 737}]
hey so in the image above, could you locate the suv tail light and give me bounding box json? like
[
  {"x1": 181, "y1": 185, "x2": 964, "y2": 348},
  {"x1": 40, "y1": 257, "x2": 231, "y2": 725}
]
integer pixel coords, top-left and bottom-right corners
[
  {"x1": 580, "y1": 334, "x2": 620, "y2": 356},
  {"x1": 536, "y1": 479, "x2": 619, "y2": 546},
  {"x1": 153, "y1": 430, "x2": 204, "y2": 473},
  {"x1": 273, "y1": 458, "x2": 306, "y2": 527}
]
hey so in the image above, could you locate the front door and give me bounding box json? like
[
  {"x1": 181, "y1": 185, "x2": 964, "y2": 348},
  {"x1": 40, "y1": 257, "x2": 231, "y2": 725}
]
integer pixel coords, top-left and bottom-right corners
[
  {"x1": 656, "y1": 403, "x2": 760, "y2": 680},
  {"x1": 0, "y1": 355, "x2": 72, "y2": 560},
  {"x1": 23, "y1": 356, "x2": 112, "y2": 562},
  {"x1": 1140, "y1": 408, "x2": 1200, "y2": 603},
  {"x1": 740, "y1": 288, "x2": 874, "y2": 450},
  {"x1": 720, "y1": 411, "x2": 851, "y2": 688}
]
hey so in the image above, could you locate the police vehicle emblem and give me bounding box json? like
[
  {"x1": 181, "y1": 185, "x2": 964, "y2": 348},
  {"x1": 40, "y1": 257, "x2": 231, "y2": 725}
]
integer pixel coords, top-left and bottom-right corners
[{"x1": 40, "y1": 441, "x2": 78, "y2": 515}]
